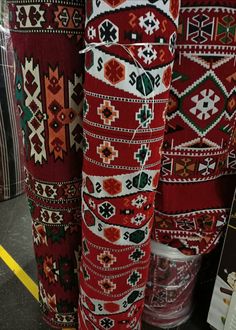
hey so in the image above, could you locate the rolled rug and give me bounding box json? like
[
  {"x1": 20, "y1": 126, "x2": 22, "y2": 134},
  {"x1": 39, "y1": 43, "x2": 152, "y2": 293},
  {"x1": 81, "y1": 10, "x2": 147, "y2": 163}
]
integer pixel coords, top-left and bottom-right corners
[
  {"x1": 145, "y1": 0, "x2": 236, "y2": 327},
  {"x1": 78, "y1": 0, "x2": 180, "y2": 328},
  {"x1": 7, "y1": 0, "x2": 85, "y2": 327}
]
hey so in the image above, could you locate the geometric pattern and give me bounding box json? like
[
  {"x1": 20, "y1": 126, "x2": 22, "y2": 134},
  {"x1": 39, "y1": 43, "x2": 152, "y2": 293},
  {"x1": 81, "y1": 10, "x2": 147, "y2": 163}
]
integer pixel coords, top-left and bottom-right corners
[
  {"x1": 22, "y1": 57, "x2": 46, "y2": 163},
  {"x1": 97, "y1": 100, "x2": 119, "y2": 125},
  {"x1": 135, "y1": 104, "x2": 154, "y2": 128},
  {"x1": 97, "y1": 141, "x2": 119, "y2": 164},
  {"x1": 8, "y1": 0, "x2": 84, "y2": 328},
  {"x1": 79, "y1": 0, "x2": 180, "y2": 329},
  {"x1": 153, "y1": 2, "x2": 236, "y2": 256},
  {"x1": 9, "y1": 1, "x2": 236, "y2": 330}
]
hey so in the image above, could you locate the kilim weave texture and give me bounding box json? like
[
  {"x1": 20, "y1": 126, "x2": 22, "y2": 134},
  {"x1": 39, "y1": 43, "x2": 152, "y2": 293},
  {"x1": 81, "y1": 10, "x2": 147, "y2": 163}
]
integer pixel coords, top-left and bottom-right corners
[
  {"x1": 7, "y1": 0, "x2": 85, "y2": 327},
  {"x1": 152, "y1": 0, "x2": 236, "y2": 256},
  {"x1": 78, "y1": 1, "x2": 180, "y2": 329}
]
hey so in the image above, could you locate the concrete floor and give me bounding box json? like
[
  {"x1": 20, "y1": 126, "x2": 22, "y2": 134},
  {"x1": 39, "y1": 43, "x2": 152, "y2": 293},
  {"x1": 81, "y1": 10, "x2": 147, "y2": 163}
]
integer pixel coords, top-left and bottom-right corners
[{"x1": 0, "y1": 194, "x2": 216, "y2": 330}]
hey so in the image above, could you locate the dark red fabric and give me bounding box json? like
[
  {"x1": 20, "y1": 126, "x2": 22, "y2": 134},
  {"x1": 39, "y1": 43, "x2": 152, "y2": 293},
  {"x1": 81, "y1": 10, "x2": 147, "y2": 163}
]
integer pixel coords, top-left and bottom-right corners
[
  {"x1": 8, "y1": 0, "x2": 84, "y2": 327},
  {"x1": 153, "y1": 0, "x2": 236, "y2": 255}
]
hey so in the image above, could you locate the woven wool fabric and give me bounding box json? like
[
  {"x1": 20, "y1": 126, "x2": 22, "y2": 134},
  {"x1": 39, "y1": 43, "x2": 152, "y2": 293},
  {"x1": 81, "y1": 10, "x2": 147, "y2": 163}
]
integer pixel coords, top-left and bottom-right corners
[
  {"x1": 7, "y1": 0, "x2": 85, "y2": 327},
  {"x1": 152, "y1": 0, "x2": 236, "y2": 256},
  {"x1": 0, "y1": 1, "x2": 24, "y2": 201},
  {"x1": 78, "y1": 1, "x2": 180, "y2": 329}
]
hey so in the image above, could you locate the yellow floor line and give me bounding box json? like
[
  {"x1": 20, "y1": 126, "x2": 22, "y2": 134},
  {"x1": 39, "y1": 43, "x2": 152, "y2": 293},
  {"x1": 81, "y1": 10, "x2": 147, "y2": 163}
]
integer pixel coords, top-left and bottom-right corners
[
  {"x1": 0, "y1": 245, "x2": 39, "y2": 301},
  {"x1": 228, "y1": 224, "x2": 236, "y2": 230}
]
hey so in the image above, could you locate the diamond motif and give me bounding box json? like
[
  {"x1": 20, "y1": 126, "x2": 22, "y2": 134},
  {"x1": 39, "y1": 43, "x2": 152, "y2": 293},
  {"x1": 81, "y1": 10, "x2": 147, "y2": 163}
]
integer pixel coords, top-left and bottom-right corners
[
  {"x1": 174, "y1": 158, "x2": 196, "y2": 177},
  {"x1": 190, "y1": 89, "x2": 220, "y2": 120},
  {"x1": 97, "y1": 141, "x2": 118, "y2": 164},
  {"x1": 180, "y1": 77, "x2": 225, "y2": 136},
  {"x1": 98, "y1": 278, "x2": 116, "y2": 294},
  {"x1": 136, "y1": 72, "x2": 155, "y2": 96},
  {"x1": 72, "y1": 9, "x2": 82, "y2": 27},
  {"x1": 198, "y1": 157, "x2": 216, "y2": 176},
  {"x1": 87, "y1": 26, "x2": 96, "y2": 40},
  {"x1": 97, "y1": 250, "x2": 117, "y2": 268},
  {"x1": 97, "y1": 100, "x2": 119, "y2": 125},
  {"x1": 49, "y1": 119, "x2": 62, "y2": 132},
  {"x1": 187, "y1": 14, "x2": 213, "y2": 44}
]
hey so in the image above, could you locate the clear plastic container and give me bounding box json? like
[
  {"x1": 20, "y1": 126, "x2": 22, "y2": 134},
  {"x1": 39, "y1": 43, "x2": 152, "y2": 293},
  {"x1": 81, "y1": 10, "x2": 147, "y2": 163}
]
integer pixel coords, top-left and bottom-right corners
[{"x1": 142, "y1": 241, "x2": 202, "y2": 329}]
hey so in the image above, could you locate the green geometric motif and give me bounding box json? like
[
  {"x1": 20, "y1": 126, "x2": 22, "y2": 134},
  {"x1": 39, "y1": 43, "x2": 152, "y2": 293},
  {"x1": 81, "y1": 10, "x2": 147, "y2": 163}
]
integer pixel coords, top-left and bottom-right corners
[
  {"x1": 129, "y1": 248, "x2": 145, "y2": 262},
  {"x1": 134, "y1": 144, "x2": 151, "y2": 165},
  {"x1": 127, "y1": 271, "x2": 141, "y2": 287},
  {"x1": 129, "y1": 230, "x2": 145, "y2": 244},
  {"x1": 217, "y1": 16, "x2": 236, "y2": 44},
  {"x1": 136, "y1": 73, "x2": 155, "y2": 96},
  {"x1": 136, "y1": 104, "x2": 154, "y2": 128},
  {"x1": 132, "y1": 172, "x2": 149, "y2": 189}
]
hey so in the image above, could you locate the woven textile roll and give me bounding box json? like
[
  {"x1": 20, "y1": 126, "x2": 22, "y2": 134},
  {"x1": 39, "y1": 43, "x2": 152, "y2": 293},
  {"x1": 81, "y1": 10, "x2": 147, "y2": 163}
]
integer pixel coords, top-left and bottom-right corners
[
  {"x1": 0, "y1": 0, "x2": 24, "y2": 201},
  {"x1": 144, "y1": 1, "x2": 236, "y2": 327},
  {"x1": 7, "y1": 0, "x2": 85, "y2": 327},
  {"x1": 78, "y1": 1, "x2": 180, "y2": 328},
  {"x1": 152, "y1": 0, "x2": 236, "y2": 256}
]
